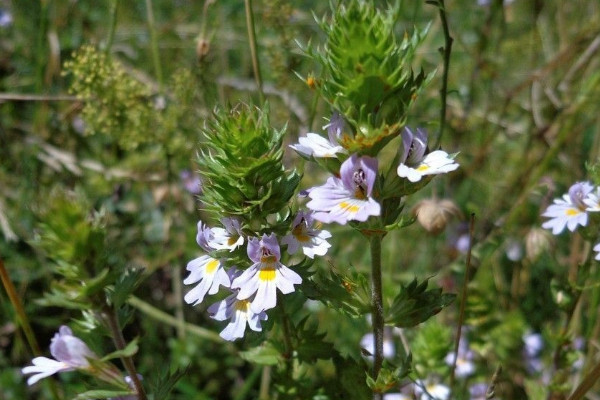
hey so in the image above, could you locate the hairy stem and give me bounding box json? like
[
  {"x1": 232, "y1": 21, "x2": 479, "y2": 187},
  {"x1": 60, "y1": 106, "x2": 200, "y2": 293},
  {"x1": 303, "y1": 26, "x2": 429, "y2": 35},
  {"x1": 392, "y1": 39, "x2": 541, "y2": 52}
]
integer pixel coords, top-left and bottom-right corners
[
  {"x1": 244, "y1": 0, "x2": 265, "y2": 104},
  {"x1": 103, "y1": 307, "x2": 147, "y2": 400},
  {"x1": 0, "y1": 258, "x2": 61, "y2": 400},
  {"x1": 370, "y1": 234, "x2": 384, "y2": 395},
  {"x1": 431, "y1": 0, "x2": 454, "y2": 150}
]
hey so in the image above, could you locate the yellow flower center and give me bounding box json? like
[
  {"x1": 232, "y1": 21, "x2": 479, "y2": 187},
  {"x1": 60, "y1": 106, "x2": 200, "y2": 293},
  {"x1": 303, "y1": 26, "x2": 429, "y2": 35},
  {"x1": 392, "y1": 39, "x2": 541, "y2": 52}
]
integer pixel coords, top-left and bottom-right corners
[
  {"x1": 339, "y1": 201, "x2": 360, "y2": 213},
  {"x1": 417, "y1": 164, "x2": 430, "y2": 172},
  {"x1": 292, "y1": 223, "x2": 310, "y2": 243},
  {"x1": 235, "y1": 299, "x2": 250, "y2": 312},
  {"x1": 206, "y1": 259, "x2": 219, "y2": 273},
  {"x1": 227, "y1": 236, "x2": 239, "y2": 246},
  {"x1": 258, "y1": 266, "x2": 277, "y2": 281}
]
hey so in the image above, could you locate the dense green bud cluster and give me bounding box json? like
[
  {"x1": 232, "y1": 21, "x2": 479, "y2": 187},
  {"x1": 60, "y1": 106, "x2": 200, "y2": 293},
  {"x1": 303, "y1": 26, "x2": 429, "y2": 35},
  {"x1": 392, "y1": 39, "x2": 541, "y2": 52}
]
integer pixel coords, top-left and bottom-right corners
[
  {"x1": 63, "y1": 46, "x2": 156, "y2": 150},
  {"x1": 197, "y1": 104, "x2": 300, "y2": 222},
  {"x1": 306, "y1": 0, "x2": 430, "y2": 153}
]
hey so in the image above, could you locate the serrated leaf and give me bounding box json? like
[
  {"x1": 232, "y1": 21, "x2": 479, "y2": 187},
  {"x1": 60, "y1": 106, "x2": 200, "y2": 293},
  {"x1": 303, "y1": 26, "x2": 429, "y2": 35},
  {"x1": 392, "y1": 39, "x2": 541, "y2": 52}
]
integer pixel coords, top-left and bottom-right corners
[
  {"x1": 106, "y1": 267, "x2": 144, "y2": 308},
  {"x1": 385, "y1": 278, "x2": 455, "y2": 327},
  {"x1": 239, "y1": 342, "x2": 282, "y2": 365}
]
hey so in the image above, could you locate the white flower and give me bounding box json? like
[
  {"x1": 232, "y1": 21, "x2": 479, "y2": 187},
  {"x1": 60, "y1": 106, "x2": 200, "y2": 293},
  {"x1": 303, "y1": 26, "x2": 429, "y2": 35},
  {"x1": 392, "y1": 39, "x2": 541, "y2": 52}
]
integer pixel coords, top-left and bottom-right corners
[
  {"x1": 383, "y1": 394, "x2": 411, "y2": 400},
  {"x1": 594, "y1": 243, "x2": 600, "y2": 261},
  {"x1": 231, "y1": 234, "x2": 302, "y2": 313},
  {"x1": 290, "y1": 133, "x2": 346, "y2": 158},
  {"x1": 208, "y1": 291, "x2": 268, "y2": 341},
  {"x1": 281, "y1": 210, "x2": 332, "y2": 258},
  {"x1": 584, "y1": 186, "x2": 600, "y2": 212},
  {"x1": 183, "y1": 255, "x2": 230, "y2": 305},
  {"x1": 208, "y1": 217, "x2": 244, "y2": 251},
  {"x1": 22, "y1": 326, "x2": 96, "y2": 385},
  {"x1": 397, "y1": 150, "x2": 459, "y2": 183},
  {"x1": 541, "y1": 181, "x2": 593, "y2": 234},
  {"x1": 360, "y1": 332, "x2": 395, "y2": 359},
  {"x1": 415, "y1": 380, "x2": 450, "y2": 400}
]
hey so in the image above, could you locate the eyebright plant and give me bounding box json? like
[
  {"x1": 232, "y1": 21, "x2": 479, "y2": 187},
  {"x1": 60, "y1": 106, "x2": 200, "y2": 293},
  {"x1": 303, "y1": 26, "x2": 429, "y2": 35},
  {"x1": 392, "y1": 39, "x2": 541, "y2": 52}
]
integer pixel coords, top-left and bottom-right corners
[{"x1": 183, "y1": 1, "x2": 460, "y2": 399}]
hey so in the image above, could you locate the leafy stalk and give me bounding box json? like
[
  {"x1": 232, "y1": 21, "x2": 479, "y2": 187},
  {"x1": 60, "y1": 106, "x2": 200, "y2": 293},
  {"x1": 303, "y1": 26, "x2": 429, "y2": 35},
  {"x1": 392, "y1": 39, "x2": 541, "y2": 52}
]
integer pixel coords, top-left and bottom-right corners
[
  {"x1": 428, "y1": 0, "x2": 454, "y2": 150},
  {"x1": 101, "y1": 307, "x2": 147, "y2": 400}
]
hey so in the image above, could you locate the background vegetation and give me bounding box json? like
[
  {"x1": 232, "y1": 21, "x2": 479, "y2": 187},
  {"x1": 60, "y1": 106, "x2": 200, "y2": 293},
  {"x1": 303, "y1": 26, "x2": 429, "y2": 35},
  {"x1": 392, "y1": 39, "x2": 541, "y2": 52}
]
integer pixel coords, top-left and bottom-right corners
[{"x1": 1, "y1": 0, "x2": 600, "y2": 398}]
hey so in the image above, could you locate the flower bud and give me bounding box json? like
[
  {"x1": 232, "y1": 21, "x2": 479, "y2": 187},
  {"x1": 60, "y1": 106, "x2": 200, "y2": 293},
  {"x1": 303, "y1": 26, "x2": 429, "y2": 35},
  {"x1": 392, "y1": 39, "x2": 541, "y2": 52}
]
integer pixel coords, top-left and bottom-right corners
[
  {"x1": 196, "y1": 37, "x2": 210, "y2": 61},
  {"x1": 412, "y1": 199, "x2": 462, "y2": 235}
]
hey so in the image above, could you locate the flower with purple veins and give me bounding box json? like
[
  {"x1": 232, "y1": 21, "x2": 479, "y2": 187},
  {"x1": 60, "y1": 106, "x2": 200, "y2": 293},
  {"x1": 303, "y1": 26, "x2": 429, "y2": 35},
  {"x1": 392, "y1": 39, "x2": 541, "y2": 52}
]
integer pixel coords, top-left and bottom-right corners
[
  {"x1": 22, "y1": 326, "x2": 97, "y2": 385},
  {"x1": 208, "y1": 270, "x2": 269, "y2": 341},
  {"x1": 208, "y1": 217, "x2": 244, "y2": 251},
  {"x1": 306, "y1": 154, "x2": 381, "y2": 224},
  {"x1": 183, "y1": 255, "x2": 230, "y2": 305},
  {"x1": 184, "y1": 221, "x2": 231, "y2": 305},
  {"x1": 541, "y1": 181, "x2": 593, "y2": 234},
  {"x1": 290, "y1": 112, "x2": 347, "y2": 158},
  {"x1": 281, "y1": 210, "x2": 332, "y2": 258},
  {"x1": 396, "y1": 127, "x2": 459, "y2": 183},
  {"x1": 231, "y1": 234, "x2": 302, "y2": 313},
  {"x1": 584, "y1": 186, "x2": 600, "y2": 212}
]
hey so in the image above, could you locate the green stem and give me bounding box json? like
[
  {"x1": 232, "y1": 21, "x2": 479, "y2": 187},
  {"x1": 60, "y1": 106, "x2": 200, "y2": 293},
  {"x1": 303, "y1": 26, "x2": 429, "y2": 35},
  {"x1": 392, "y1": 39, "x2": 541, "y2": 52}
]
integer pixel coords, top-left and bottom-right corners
[
  {"x1": 102, "y1": 307, "x2": 147, "y2": 400},
  {"x1": 104, "y1": 0, "x2": 118, "y2": 54},
  {"x1": 258, "y1": 366, "x2": 271, "y2": 400},
  {"x1": 145, "y1": 0, "x2": 164, "y2": 91},
  {"x1": 432, "y1": 0, "x2": 453, "y2": 150},
  {"x1": 370, "y1": 234, "x2": 384, "y2": 395},
  {"x1": 449, "y1": 213, "x2": 475, "y2": 390},
  {"x1": 0, "y1": 258, "x2": 61, "y2": 400},
  {"x1": 244, "y1": 0, "x2": 265, "y2": 104},
  {"x1": 127, "y1": 296, "x2": 223, "y2": 342}
]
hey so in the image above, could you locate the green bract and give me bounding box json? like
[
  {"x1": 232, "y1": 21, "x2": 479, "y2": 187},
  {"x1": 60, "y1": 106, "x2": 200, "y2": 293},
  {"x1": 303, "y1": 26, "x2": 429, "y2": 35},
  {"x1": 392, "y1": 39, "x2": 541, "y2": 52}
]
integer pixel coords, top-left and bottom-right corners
[
  {"x1": 305, "y1": 0, "x2": 430, "y2": 154},
  {"x1": 197, "y1": 104, "x2": 300, "y2": 221}
]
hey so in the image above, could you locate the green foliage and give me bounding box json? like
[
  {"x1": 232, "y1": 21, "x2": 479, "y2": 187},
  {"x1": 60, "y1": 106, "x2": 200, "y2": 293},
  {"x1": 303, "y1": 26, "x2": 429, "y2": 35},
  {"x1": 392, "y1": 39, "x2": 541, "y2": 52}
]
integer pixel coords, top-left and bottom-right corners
[
  {"x1": 294, "y1": 317, "x2": 335, "y2": 363},
  {"x1": 197, "y1": 104, "x2": 301, "y2": 221},
  {"x1": 303, "y1": 267, "x2": 371, "y2": 317},
  {"x1": 332, "y1": 355, "x2": 372, "y2": 400},
  {"x1": 72, "y1": 389, "x2": 135, "y2": 400},
  {"x1": 385, "y1": 278, "x2": 456, "y2": 328},
  {"x1": 106, "y1": 267, "x2": 145, "y2": 309},
  {"x1": 411, "y1": 319, "x2": 452, "y2": 376},
  {"x1": 305, "y1": 0, "x2": 430, "y2": 153},
  {"x1": 63, "y1": 46, "x2": 156, "y2": 150},
  {"x1": 366, "y1": 356, "x2": 412, "y2": 394},
  {"x1": 239, "y1": 342, "x2": 283, "y2": 366}
]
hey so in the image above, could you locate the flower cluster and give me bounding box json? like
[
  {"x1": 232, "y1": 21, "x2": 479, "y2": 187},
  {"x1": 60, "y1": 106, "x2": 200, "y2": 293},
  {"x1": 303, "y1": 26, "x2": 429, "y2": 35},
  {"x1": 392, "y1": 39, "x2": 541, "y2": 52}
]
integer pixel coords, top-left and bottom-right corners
[
  {"x1": 185, "y1": 215, "x2": 330, "y2": 341},
  {"x1": 292, "y1": 123, "x2": 459, "y2": 225},
  {"x1": 541, "y1": 181, "x2": 600, "y2": 259}
]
